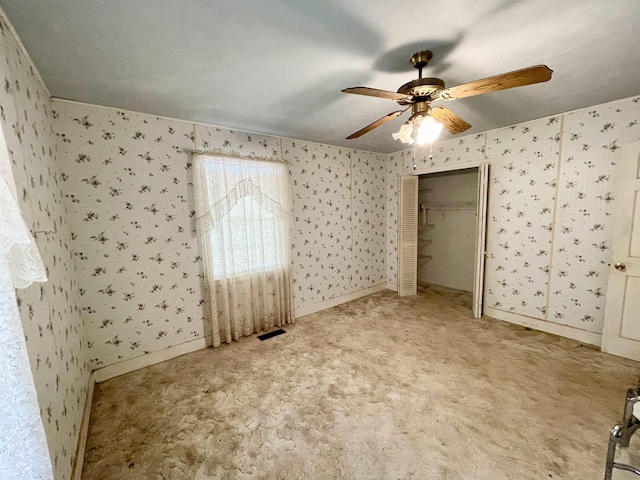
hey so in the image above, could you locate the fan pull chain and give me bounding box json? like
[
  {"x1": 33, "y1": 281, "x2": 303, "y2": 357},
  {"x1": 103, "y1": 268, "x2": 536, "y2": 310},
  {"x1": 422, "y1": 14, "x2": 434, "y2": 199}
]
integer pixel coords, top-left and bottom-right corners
[{"x1": 412, "y1": 140, "x2": 417, "y2": 170}]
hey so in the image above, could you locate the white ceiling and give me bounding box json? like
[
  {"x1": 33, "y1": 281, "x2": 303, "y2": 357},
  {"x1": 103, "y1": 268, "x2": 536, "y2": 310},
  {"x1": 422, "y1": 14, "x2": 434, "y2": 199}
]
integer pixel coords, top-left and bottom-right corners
[{"x1": 2, "y1": 0, "x2": 640, "y2": 153}]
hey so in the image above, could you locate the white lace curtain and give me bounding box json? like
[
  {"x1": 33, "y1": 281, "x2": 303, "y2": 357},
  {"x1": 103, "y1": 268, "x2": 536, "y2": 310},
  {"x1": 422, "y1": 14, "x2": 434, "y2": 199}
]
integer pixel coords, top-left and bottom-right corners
[
  {"x1": 193, "y1": 153, "x2": 294, "y2": 346},
  {"x1": 0, "y1": 175, "x2": 53, "y2": 479}
]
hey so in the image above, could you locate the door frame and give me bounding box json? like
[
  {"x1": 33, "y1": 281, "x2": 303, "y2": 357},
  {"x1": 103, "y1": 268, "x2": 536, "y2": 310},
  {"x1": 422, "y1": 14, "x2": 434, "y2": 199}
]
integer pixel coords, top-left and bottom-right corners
[
  {"x1": 400, "y1": 161, "x2": 488, "y2": 317},
  {"x1": 410, "y1": 161, "x2": 484, "y2": 176}
]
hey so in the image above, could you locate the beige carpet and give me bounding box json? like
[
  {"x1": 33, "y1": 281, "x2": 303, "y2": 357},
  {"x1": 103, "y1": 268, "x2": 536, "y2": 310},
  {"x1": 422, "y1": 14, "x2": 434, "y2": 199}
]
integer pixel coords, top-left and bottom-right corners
[{"x1": 82, "y1": 287, "x2": 639, "y2": 480}]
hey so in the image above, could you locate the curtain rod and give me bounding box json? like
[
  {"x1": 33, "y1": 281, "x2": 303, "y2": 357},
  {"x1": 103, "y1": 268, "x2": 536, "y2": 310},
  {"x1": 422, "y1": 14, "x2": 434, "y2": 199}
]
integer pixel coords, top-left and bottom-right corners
[{"x1": 184, "y1": 148, "x2": 287, "y2": 165}]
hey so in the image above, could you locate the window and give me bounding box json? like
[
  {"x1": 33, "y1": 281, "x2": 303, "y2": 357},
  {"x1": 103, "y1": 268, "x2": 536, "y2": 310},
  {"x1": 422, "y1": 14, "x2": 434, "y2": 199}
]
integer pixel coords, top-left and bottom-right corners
[
  {"x1": 197, "y1": 155, "x2": 291, "y2": 279},
  {"x1": 194, "y1": 153, "x2": 294, "y2": 345}
]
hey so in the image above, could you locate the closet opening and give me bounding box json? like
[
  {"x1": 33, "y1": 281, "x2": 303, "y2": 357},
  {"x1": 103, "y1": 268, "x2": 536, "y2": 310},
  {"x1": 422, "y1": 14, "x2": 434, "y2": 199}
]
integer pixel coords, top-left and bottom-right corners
[{"x1": 398, "y1": 163, "x2": 489, "y2": 318}]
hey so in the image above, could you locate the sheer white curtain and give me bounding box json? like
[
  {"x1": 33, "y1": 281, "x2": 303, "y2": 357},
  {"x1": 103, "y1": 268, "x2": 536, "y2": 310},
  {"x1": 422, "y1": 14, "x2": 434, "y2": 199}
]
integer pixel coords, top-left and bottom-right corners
[
  {"x1": 193, "y1": 153, "x2": 294, "y2": 346},
  {"x1": 0, "y1": 175, "x2": 52, "y2": 479}
]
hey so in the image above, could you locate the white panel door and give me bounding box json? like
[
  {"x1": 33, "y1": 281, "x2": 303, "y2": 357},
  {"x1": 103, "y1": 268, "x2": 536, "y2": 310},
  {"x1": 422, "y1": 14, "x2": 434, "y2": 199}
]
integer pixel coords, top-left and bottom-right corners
[
  {"x1": 602, "y1": 141, "x2": 640, "y2": 361},
  {"x1": 398, "y1": 175, "x2": 419, "y2": 296},
  {"x1": 473, "y1": 163, "x2": 489, "y2": 318}
]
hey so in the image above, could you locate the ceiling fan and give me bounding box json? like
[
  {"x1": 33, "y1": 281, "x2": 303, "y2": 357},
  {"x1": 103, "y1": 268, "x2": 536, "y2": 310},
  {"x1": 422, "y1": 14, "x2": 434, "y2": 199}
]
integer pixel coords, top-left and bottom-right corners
[{"x1": 342, "y1": 50, "x2": 553, "y2": 145}]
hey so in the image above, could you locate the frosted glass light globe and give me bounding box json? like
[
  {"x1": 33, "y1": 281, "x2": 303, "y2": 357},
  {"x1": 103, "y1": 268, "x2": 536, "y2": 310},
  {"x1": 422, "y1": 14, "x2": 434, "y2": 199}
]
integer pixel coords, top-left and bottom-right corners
[
  {"x1": 392, "y1": 122, "x2": 414, "y2": 144},
  {"x1": 415, "y1": 115, "x2": 443, "y2": 145}
]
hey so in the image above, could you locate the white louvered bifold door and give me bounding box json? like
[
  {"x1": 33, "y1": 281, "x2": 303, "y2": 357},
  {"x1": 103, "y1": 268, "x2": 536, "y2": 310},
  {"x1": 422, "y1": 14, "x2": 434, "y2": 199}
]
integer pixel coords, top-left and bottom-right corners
[
  {"x1": 398, "y1": 175, "x2": 419, "y2": 296},
  {"x1": 473, "y1": 163, "x2": 490, "y2": 318}
]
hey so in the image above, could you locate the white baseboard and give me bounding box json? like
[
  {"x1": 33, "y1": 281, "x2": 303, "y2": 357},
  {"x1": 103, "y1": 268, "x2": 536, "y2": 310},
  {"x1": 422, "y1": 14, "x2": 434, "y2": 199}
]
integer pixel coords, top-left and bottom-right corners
[
  {"x1": 294, "y1": 283, "x2": 389, "y2": 318},
  {"x1": 386, "y1": 281, "x2": 397, "y2": 292},
  {"x1": 71, "y1": 372, "x2": 95, "y2": 480},
  {"x1": 484, "y1": 307, "x2": 602, "y2": 347},
  {"x1": 93, "y1": 337, "x2": 210, "y2": 383},
  {"x1": 93, "y1": 284, "x2": 395, "y2": 382}
]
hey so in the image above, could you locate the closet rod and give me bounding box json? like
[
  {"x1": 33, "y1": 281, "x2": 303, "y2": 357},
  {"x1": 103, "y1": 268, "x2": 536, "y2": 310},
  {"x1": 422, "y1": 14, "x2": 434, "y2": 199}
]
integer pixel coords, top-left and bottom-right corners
[{"x1": 427, "y1": 203, "x2": 476, "y2": 211}]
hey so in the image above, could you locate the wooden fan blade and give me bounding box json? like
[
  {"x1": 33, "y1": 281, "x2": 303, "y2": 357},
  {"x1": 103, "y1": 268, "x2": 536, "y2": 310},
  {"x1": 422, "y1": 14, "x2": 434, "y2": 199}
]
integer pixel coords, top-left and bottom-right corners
[
  {"x1": 439, "y1": 65, "x2": 553, "y2": 100},
  {"x1": 342, "y1": 86, "x2": 410, "y2": 101},
  {"x1": 346, "y1": 109, "x2": 406, "y2": 139},
  {"x1": 430, "y1": 106, "x2": 472, "y2": 134}
]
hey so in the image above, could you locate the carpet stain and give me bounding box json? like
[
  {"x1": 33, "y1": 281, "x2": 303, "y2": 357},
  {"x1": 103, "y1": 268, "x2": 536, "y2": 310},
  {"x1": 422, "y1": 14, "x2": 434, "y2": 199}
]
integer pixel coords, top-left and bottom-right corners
[{"x1": 82, "y1": 287, "x2": 639, "y2": 479}]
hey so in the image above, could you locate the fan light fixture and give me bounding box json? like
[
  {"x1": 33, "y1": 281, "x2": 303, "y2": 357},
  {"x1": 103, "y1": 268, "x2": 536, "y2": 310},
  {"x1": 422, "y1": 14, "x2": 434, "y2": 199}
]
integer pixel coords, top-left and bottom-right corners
[
  {"x1": 392, "y1": 122, "x2": 413, "y2": 143},
  {"x1": 392, "y1": 114, "x2": 443, "y2": 145}
]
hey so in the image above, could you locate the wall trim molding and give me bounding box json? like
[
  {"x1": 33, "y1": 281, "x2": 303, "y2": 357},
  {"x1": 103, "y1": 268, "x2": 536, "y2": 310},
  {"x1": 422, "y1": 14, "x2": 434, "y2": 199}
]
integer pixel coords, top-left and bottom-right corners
[
  {"x1": 408, "y1": 159, "x2": 484, "y2": 176},
  {"x1": 386, "y1": 281, "x2": 398, "y2": 292},
  {"x1": 484, "y1": 307, "x2": 602, "y2": 346},
  {"x1": 294, "y1": 283, "x2": 389, "y2": 318},
  {"x1": 71, "y1": 372, "x2": 95, "y2": 480},
  {"x1": 543, "y1": 114, "x2": 566, "y2": 320},
  {"x1": 93, "y1": 337, "x2": 210, "y2": 383}
]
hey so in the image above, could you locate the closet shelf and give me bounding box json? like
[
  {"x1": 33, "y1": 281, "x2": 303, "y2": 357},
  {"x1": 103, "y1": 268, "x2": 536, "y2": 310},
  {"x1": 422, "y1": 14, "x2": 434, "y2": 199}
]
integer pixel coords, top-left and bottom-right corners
[
  {"x1": 427, "y1": 202, "x2": 476, "y2": 211},
  {"x1": 419, "y1": 239, "x2": 433, "y2": 245},
  {"x1": 418, "y1": 188, "x2": 433, "y2": 193},
  {"x1": 418, "y1": 224, "x2": 435, "y2": 229},
  {"x1": 418, "y1": 255, "x2": 433, "y2": 260}
]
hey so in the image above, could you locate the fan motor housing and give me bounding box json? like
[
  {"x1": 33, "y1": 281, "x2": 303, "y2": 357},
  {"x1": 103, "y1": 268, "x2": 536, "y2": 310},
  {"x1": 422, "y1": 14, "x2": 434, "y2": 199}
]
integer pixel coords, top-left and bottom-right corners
[{"x1": 397, "y1": 78, "x2": 445, "y2": 103}]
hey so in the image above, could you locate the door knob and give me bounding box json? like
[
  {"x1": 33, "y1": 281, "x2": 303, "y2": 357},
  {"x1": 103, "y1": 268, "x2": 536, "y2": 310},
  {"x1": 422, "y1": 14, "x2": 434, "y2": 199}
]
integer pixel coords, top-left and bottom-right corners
[{"x1": 614, "y1": 262, "x2": 626, "y2": 271}]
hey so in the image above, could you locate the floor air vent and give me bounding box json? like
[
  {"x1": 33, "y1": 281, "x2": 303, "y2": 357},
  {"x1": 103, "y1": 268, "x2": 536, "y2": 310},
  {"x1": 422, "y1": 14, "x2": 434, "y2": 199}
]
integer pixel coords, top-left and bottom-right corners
[{"x1": 258, "y1": 329, "x2": 286, "y2": 341}]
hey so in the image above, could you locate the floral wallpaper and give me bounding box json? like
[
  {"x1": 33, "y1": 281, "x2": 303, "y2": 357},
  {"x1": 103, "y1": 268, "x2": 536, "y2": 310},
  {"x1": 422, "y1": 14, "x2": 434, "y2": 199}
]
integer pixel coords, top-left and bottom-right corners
[
  {"x1": 351, "y1": 150, "x2": 386, "y2": 290},
  {"x1": 386, "y1": 151, "x2": 403, "y2": 286},
  {"x1": 547, "y1": 98, "x2": 640, "y2": 332},
  {"x1": 2, "y1": 4, "x2": 638, "y2": 476},
  {"x1": 0, "y1": 14, "x2": 90, "y2": 480},
  {"x1": 194, "y1": 122, "x2": 282, "y2": 161},
  {"x1": 284, "y1": 140, "x2": 354, "y2": 307},
  {"x1": 409, "y1": 133, "x2": 486, "y2": 171},
  {"x1": 389, "y1": 96, "x2": 640, "y2": 336},
  {"x1": 55, "y1": 101, "x2": 388, "y2": 368},
  {"x1": 283, "y1": 141, "x2": 387, "y2": 310},
  {"x1": 484, "y1": 117, "x2": 561, "y2": 320},
  {"x1": 55, "y1": 102, "x2": 207, "y2": 369}
]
